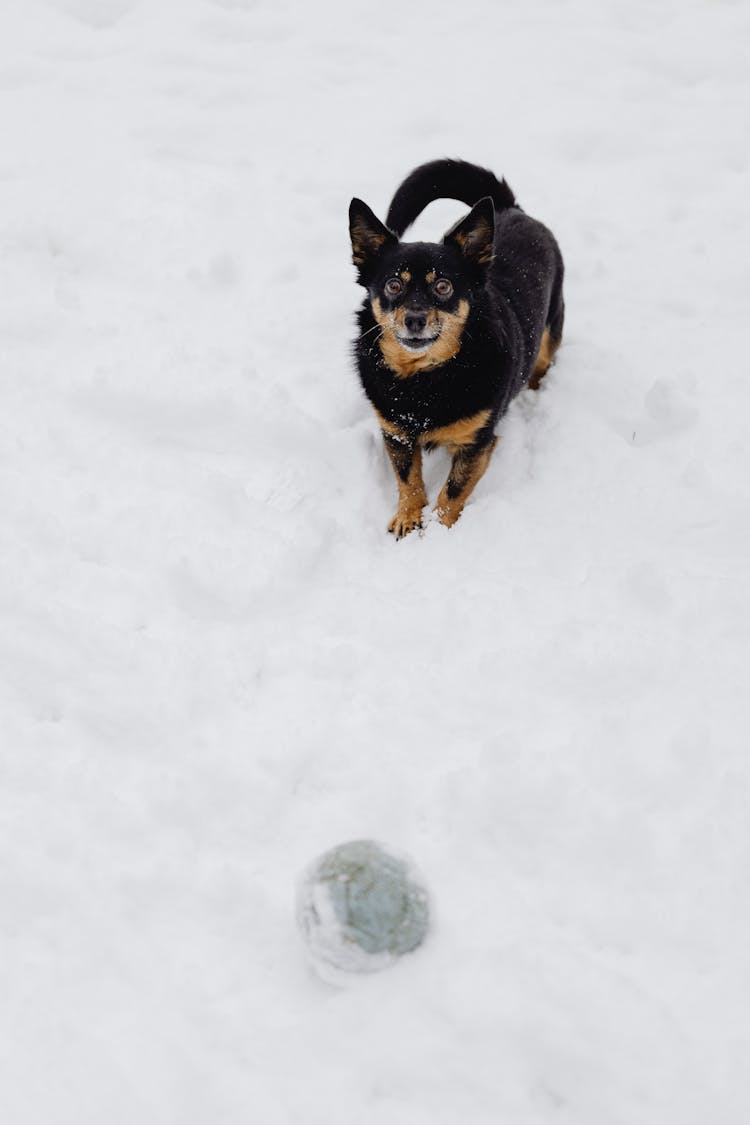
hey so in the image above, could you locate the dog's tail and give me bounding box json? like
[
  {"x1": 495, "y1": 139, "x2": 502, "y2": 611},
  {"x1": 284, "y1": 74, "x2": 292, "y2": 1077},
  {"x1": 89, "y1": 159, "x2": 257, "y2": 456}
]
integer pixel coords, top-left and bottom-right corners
[{"x1": 385, "y1": 158, "x2": 518, "y2": 237}]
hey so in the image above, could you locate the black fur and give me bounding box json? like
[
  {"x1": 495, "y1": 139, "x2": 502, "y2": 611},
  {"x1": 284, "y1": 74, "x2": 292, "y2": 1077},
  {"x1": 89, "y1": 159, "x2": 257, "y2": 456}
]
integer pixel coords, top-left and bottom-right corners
[
  {"x1": 350, "y1": 158, "x2": 565, "y2": 535},
  {"x1": 385, "y1": 157, "x2": 517, "y2": 236}
]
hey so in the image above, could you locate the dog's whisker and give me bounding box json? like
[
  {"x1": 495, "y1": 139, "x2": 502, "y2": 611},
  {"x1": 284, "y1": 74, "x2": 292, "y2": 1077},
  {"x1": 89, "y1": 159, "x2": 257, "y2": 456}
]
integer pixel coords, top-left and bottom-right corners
[{"x1": 364, "y1": 326, "x2": 384, "y2": 354}]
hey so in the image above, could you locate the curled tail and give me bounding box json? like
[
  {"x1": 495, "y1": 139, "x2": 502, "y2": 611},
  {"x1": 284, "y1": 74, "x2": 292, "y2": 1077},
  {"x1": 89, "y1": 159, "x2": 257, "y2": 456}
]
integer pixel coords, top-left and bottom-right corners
[{"x1": 385, "y1": 158, "x2": 518, "y2": 237}]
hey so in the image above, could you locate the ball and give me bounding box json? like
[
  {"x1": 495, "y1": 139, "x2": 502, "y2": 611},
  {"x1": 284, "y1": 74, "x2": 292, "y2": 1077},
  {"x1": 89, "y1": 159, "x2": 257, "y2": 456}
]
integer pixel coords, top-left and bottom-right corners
[{"x1": 296, "y1": 839, "x2": 430, "y2": 978}]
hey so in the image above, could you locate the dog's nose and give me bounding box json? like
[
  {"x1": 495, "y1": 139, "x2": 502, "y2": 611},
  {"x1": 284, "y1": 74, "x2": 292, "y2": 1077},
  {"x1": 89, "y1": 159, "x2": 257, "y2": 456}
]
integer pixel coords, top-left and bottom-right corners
[{"x1": 404, "y1": 311, "x2": 427, "y2": 334}]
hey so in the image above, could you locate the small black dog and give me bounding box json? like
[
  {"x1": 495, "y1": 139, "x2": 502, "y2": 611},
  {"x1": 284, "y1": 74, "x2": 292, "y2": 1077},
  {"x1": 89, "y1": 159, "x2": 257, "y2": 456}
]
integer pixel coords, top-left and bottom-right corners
[{"x1": 349, "y1": 159, "x2": 564, "y2": 536}]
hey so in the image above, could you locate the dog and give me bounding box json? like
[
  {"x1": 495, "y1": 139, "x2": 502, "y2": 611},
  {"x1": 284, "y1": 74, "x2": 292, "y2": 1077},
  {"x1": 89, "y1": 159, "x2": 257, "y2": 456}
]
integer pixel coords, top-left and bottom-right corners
[{"x1": 349, "y1": 158, "x2": 565, "y2": 537}]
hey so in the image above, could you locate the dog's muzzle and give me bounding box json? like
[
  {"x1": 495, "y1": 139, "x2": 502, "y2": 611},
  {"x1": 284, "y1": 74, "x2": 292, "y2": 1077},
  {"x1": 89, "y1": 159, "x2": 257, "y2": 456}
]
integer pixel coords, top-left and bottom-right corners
[
  {"x1": 397, "y1": 332, "x2": 440, "y2": 351},
  {"x1": 397, "y1": 310, "x2": 440, "y2": 351}
]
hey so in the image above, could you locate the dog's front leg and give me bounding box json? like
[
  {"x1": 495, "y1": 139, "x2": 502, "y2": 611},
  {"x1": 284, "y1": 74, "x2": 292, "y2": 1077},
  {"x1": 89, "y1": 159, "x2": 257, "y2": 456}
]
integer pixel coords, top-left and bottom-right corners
[
  {"x1": 382, "y1": 431, "x2": 427, "y2": 538},
  {"x1": 435, "y1": 435, "x2": 498, "y2": 528}
]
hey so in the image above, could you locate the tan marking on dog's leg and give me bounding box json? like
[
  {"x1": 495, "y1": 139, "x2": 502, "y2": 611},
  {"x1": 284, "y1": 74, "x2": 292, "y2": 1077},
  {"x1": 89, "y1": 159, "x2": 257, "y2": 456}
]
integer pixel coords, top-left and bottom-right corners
[
  {"x1": 528, "y1": 325, "x2": 561, "y2": 390},
  {"x1": 382, "y1": 432, "x2": 427, "y2": 539},
  {"x1": 435, "y1": 436, "x2": 498, "y2": 528},
  {"x1": 373, "y1": 407, "x2": 408, "y2": 440}
]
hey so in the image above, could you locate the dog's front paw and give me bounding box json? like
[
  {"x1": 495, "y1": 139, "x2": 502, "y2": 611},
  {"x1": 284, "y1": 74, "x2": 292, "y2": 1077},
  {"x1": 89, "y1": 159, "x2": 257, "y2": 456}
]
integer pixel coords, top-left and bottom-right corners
[
  {"x1": 434, "y1": 501, "x2": 462, "y2": 528},
  {"x1": 388, "y1": 507, "x2": 423, "y2": 539}
]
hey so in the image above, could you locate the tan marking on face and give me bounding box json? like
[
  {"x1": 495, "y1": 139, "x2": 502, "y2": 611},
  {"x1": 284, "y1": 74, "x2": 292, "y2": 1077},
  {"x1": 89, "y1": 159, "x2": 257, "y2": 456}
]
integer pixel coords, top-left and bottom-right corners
[
  {"x1": 400, "y1": 270, "x2": 411, "y2": 283},
  {"x1": 372, "y1": 298, "x2": 470, "y2": 378},
  {"x1": 371, "y1": 296, "x2": 386, "y2": 322},
  {"x1": 422, "y1": 408, "x2": 492, "y2": 450},
  {"x1": 425, "y1": 270, "x2": 436, "y2": 284},
  {"x1": 528, "y1": 325, "x2": 562, "y2": 390},
  {"x1": 427, "y1": 298, "x2": 470, "y2": 367}
]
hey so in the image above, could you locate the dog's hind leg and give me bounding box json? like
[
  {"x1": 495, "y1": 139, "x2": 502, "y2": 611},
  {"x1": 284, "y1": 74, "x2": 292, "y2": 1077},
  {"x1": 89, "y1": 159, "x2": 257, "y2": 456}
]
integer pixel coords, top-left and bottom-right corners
[
  {"x1": 435, "y1": 434, "x2": 498, "y2": 528},
  {"x1": 528, "y1": 324, "x2": 562, "y2": 390},
  {"x1": 529, "y1": 273, "x2": 564, "y2": 390}
]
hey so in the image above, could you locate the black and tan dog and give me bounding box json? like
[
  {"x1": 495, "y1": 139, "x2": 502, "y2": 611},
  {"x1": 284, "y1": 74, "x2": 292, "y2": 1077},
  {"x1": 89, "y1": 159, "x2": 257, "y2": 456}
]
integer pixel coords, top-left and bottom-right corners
[{"x1": 350, "y1": 158, "x2": 564, "y2": 536}]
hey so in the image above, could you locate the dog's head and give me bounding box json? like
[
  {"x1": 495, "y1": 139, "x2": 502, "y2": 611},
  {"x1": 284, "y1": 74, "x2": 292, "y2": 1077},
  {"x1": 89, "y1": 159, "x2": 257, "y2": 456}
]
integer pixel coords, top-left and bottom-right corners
[{"x1": 349, "y1": 196, "x2": 494, "y2": 374}]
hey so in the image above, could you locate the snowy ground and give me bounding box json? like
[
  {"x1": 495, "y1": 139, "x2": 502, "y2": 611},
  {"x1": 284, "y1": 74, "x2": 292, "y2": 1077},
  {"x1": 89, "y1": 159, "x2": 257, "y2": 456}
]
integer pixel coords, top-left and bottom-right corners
[{"x1": 2, "y1": 0, "x2": 749, "y2": 1121}]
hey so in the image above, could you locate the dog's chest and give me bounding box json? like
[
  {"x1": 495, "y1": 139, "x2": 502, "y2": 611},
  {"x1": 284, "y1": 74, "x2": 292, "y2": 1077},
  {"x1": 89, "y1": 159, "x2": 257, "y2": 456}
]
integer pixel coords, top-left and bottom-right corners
[{"x1": 360, "y1": 351, "x2": 495, "y2": 437}]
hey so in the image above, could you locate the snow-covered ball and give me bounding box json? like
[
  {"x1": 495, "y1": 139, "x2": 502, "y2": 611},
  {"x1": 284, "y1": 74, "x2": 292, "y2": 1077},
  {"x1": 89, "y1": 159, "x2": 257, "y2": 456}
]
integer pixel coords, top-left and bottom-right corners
[{"x1": 296, "y1": 840, "x2": 430, "y2": 978}]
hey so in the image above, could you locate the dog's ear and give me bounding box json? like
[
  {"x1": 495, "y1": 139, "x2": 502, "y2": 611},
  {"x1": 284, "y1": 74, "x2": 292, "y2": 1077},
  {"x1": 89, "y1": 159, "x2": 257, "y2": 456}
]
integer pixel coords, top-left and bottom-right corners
[
  {"x1": 443, "y1": 197, "x2": 495, "y2": 266},
  {"x1": 349, "y1": 198, "x2": 396, "y2": 274}
]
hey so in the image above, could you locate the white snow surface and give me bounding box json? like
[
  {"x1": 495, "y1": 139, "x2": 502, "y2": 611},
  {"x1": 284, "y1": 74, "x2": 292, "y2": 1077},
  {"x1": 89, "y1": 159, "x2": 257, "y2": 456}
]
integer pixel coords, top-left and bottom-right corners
[{"x1": 2, "y1": 0, "x2": 749, "y2": 1121}]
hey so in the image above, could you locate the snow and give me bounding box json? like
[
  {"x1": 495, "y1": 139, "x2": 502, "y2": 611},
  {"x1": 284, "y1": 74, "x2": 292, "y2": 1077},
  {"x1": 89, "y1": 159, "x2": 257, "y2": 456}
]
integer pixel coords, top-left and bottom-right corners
[{"x1": 1, "y1": 0, "x2": 749, "y2": 1121}]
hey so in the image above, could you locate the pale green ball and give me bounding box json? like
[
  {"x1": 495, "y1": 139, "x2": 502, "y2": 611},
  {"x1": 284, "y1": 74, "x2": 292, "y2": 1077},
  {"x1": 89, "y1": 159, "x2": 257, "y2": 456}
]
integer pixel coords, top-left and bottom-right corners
[{"x1": 297, "y1": 840, "x2": 430, "y2": 976}]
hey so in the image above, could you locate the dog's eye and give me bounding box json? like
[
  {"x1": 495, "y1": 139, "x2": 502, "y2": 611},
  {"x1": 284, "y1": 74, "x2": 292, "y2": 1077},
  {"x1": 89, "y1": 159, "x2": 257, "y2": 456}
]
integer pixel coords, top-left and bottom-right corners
[
  {"x1": 433, "y1": 278, "x2": 454, "y2": 298},
  {"x1": 384, "y1": 278, "x2": 403, "y2": 297}
]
